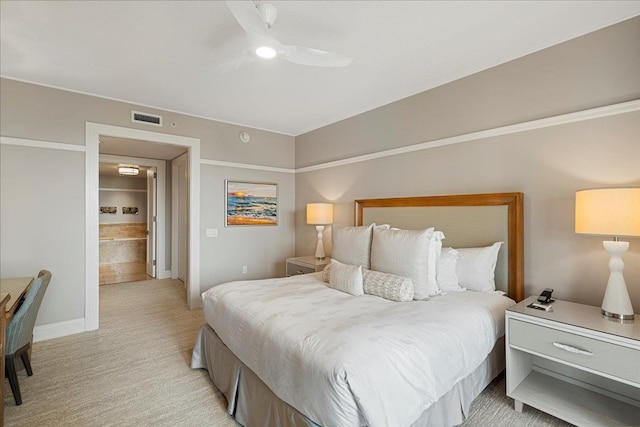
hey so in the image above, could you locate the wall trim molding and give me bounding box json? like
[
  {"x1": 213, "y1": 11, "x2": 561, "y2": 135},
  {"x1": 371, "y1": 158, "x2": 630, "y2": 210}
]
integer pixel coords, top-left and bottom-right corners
[
  {"x1": 201, "y1": 158, "x2": 295, "y2": 174},
  {"x1": 0, "y1": 136, "x2": 86, "y2": 152},
  {"x1": 4, "y1": 100, "x2": 636, "y2": 178},
  {"x1": 99, "y1": 187, "x2": 147, "y2": 193},
  {"x1": 33, "y1": 318, "x2": 85, "y2": 342},
  {"x1": 296, "y1": 99, "x2": 640, "y2": 173}
]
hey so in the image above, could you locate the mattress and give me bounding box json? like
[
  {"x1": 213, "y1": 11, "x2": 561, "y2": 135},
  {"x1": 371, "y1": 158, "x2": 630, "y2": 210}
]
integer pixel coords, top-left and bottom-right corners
[{"x1": 198, "y1": 272, "x2": 515, "y2": 427}]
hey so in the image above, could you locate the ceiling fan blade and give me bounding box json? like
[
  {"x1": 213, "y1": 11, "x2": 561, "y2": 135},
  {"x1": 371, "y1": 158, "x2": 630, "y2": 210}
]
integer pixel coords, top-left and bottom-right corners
[
  {"x1": 281, "y1": 45, "x2": 353, "y2": 67},
  {"x1": 216, "y1": 51, "x2": 256, "y2": 73},
  {"x1": 225, "y1": 1, "x2": 270, "y2": 39}
]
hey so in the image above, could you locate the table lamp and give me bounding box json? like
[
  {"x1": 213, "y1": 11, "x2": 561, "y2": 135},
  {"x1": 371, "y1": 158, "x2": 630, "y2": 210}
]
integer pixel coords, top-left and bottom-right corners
[
  {"x1": 306, "y1": 203, "x2": 333, "y2": 260},
  {"x1": 575, "y1": 188, "x2": 640, "y2": 320}
]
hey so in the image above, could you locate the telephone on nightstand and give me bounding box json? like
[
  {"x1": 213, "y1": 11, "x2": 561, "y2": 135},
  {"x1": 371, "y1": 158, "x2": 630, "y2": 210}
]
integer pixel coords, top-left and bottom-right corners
[
  {"x1": 537, "y1": 288, "x2": 554, "y2": 304},
  {"x1": 527, "y1": 288, "x2": 555, "y2": 311}
]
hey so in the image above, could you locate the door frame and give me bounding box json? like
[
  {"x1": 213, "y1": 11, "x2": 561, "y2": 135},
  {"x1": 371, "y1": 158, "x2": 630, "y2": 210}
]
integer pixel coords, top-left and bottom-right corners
[
  {"x1": 99, "y1": 153, "x2": 168, "y2": 279},
  {"x1": 171, "y1": 153, "x2": 188, "y2": 281},
  {"x1": 86, "y1": 123, "x2": 201, "y2": 331},
  {"x1": 146, "y1": 167, "x2": 157, "y2": 278}
]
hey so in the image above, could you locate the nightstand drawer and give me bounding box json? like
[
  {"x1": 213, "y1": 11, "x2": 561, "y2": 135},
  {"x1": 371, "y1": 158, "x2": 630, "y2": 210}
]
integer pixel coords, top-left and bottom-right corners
[
  {"x1": 509, "y1": 318, "x2": 640, "y2": 384},
  {"x1": 286, "y1": 263, "x2": 316, "y2": 276}
]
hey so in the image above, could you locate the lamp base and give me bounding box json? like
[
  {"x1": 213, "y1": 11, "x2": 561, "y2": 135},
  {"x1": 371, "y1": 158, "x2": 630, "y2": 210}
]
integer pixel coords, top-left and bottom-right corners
[
  {"x1": 601, "y1": 240, "x2": 635, "y2": 322},
  {"x1": 601, "y1": 309, "x2": 634, "y2": 320},
  {"x1": 314, "y1": 225, "x2": 326, "y2": 260}
]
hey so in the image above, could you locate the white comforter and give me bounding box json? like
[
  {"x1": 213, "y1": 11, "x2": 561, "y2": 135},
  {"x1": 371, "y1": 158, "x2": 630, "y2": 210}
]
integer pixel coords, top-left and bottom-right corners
[{"x1": 201, "y1": 272, "x2": 514, "y2": 427}]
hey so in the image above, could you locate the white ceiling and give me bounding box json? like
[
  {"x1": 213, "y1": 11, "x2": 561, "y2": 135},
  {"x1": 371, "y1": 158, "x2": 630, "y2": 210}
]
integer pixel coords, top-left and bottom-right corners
[{"x1": 2, "y1": 1, "x2": 639, "y2": 136}]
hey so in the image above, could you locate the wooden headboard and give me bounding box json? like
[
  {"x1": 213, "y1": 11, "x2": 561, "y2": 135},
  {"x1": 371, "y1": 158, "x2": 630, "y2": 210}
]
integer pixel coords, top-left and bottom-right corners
[{"x1": 355, "y1": 193, "x2": 524, "y2": 302}]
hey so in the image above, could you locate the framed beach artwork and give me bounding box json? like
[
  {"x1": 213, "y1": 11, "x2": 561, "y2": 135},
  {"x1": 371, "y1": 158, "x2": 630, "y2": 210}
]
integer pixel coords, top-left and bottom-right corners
[{"x1": 225, "y1": 180, "x2": 278, "y2": 226}]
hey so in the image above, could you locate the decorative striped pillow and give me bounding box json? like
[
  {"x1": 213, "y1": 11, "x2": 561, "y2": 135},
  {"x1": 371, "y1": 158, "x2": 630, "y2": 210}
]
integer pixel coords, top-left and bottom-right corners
[{"x1": 362, "y1": 269, "x2": 414, "y2": 302}]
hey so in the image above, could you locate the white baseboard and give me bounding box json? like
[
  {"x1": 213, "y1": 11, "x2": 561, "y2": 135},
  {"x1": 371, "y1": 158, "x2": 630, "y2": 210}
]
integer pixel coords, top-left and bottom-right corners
[
  {"x1": 33, "y1": 318, "x2": 85, "y2": 342},
  {"x1": 159, "y1": 269, "x2": 172, "y2": 280}
]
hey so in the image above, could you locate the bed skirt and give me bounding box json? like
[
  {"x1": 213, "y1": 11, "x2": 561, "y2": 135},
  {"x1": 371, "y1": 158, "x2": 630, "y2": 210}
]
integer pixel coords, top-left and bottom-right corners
[{"x1": 191, "y1": 324, "x2": 505, "y2": 427}]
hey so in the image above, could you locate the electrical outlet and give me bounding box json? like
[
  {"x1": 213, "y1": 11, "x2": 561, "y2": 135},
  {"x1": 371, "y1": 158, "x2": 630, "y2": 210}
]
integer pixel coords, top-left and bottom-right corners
[{"x1": 242, "y1": 265, "x2": 248, "y2": 274}]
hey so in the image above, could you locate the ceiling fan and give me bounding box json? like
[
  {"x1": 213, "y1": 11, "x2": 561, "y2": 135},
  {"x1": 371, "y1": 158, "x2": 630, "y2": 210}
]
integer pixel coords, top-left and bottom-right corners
[{"x1": 222, "y1": 1, "x2": 353, "y2": 69}]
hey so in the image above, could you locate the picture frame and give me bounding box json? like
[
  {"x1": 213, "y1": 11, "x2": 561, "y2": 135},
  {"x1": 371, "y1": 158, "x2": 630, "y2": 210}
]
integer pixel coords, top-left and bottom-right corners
[
  {"x1": 225, "y1": 180, "x2": 278, "y2": 226},
  {"x1": 122, "y1": 207, "x2": 139, "y2": 215}
]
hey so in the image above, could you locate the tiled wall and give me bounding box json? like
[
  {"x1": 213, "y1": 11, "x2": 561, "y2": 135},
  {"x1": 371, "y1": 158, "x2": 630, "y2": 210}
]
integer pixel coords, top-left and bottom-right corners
[{"x1": 99, "y1": 223, "x2": 147, "y2": 265}]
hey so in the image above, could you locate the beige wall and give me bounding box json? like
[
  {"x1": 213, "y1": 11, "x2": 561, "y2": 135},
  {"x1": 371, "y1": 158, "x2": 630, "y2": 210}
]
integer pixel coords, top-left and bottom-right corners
[
  {"x1": 0, "y1": 78, "x2": 295, "y2": 329},
  {"x1": 100, "y1": 175, "x2": 147, "y2": 190},
  {"x1": 294, "y1": 17, "x2": 640, "y2": 311},
  {"x1": 99, "y1": 175, "x2": 147, "y2": 225},
  {"x1": 200, "y1": 166, "x2": 295, "y2": 288},
  {"x1": 0, "y1": 144, "x2": 86, "y2": 323},
  {"x1": 98, "y1": 191, "x2": 147, "y2": 224},
  {"x1": 0, "y1": 79, "x2": 295, "y2": 167}
]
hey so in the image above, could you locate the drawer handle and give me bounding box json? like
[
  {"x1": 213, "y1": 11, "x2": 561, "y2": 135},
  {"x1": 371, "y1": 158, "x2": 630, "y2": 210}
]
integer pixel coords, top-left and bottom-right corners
[
  {"x1": 296, "y1": 270, "x2": 305, "y2": 274},
  {"x1": 552, "y1": 342, "x2": 593, "y2": 356}
]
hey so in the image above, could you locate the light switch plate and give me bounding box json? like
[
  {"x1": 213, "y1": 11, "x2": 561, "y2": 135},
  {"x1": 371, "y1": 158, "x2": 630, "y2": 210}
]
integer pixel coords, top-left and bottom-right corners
[{"x1": 206, "y1": 228, "x2": 218, "y2": 238}]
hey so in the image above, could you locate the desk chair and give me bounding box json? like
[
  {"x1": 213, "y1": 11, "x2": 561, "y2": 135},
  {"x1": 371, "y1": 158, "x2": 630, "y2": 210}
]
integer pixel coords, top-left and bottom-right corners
[{"x1": 5, "y1": 270, "x2": 52, "y2": 405}]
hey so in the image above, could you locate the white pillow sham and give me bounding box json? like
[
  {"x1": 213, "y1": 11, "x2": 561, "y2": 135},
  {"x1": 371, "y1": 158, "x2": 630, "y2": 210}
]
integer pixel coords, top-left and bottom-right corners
[
  {"x1": 331, "y1": 224, "x2": 374, "y2": 269},
  {"x1": 437, "y1": 247, "x2": 464, "y2": 292},
  {"x1": 328, "y1": 260, "x2": 364, "y2": 296},
  {"x1": 370, "y1": 227, "x2": 434, "y2": 300},
  {"x1": 455, "y1": 242, "x2": 503, "y2": 292}
]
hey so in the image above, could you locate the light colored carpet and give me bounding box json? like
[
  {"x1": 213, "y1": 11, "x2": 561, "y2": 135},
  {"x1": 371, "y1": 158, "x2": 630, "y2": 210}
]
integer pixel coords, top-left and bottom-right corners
[{"x1": 4, "y1": 279, "x2": 572, "y2": 426}]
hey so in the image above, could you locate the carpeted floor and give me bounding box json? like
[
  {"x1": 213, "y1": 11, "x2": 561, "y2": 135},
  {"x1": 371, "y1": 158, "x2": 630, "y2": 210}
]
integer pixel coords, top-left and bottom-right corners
[{"x1": 4, "y1": 279, "x2": 572, "y2": 426}]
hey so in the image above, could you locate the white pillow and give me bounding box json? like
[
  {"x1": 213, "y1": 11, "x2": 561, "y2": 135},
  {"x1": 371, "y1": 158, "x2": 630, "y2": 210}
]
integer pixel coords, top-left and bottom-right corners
[
  {"x1": 331, "y1": 224, "x2": 374, "y2": 269},
  {"x1": 438, "y1": 247, "x2": 464, "y2": 292},
  {"x1": 370, "y1": 227, "x2": 434, "y2": 300},
  {"x1": 428, "y1": 231, "x2": 445, "y2": 293},
  {"x1": 328, "y1": 260, "x2": 364, "y2": 296},
  {"x1": 455, "y1": 242, "x2": 503, "y2": 292}
]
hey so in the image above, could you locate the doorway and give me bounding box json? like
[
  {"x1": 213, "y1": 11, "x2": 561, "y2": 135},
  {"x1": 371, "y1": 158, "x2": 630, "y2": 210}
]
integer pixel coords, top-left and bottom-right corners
[
  {"x1": 98, "y1": 161, "x2": 153, "y2": 285},
  {"x1": 85, "y1": 123, "x2": 201, "y2": 331}
]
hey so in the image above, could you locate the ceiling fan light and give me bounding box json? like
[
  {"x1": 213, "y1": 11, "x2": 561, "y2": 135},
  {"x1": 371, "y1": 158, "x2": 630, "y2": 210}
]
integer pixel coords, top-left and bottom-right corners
[{"x1": 255, "y1": 46, "x2": 277, "y2": 59}]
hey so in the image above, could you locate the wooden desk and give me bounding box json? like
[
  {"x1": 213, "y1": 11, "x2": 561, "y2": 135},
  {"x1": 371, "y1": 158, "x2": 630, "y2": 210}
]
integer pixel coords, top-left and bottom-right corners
[{"x1": 0, "y1": 277, "x2": 33, "y2": 319}]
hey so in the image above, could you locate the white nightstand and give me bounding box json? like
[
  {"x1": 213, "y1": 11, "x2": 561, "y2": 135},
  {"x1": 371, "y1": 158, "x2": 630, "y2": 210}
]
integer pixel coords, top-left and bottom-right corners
[
  {"x1": 506, "y1": 296, "x2": 640, "y2": 426},
  {"x1": 285, "y1": 256, "x2": 331, "y2": 277}
]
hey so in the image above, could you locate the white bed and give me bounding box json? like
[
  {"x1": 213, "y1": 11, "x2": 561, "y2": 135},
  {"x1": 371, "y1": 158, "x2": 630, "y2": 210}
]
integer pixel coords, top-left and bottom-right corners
[{"x1": 192, "y1": 193, "x2": 524, "y2": 426}]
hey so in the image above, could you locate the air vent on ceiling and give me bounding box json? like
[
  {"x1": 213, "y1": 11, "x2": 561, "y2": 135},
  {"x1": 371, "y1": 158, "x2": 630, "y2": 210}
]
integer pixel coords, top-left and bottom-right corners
[{"x1": 131, "y1": 110, "x2": 163, "y2": 127}]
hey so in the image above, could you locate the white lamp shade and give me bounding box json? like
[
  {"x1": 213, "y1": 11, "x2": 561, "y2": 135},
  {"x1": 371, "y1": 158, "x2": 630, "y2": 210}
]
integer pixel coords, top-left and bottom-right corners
[
  {"x1": 307, "y1": 203, "x2": 334, "y2": 225},
  {"x1": 575, "y1": 188, "x2": 640, "y2": 237}
]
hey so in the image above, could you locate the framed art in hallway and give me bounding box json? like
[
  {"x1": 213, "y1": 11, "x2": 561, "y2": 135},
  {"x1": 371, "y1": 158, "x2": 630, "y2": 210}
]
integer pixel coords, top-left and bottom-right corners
[{"x1": 225, "y1": 180, "x2": 278, "y2": 226}]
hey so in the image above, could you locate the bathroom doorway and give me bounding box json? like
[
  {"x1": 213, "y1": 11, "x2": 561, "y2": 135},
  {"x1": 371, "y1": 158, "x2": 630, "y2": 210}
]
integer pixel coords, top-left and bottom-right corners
[{"x1": 98, "y1": 161, "x2": 154, "y2": 285}]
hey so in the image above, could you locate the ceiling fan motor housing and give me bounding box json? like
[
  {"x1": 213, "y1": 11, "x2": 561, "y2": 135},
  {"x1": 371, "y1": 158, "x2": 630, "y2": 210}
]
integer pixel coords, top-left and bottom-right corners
[{"x1": 257, "y1": 3, "x2": 277, "y2": 28}]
